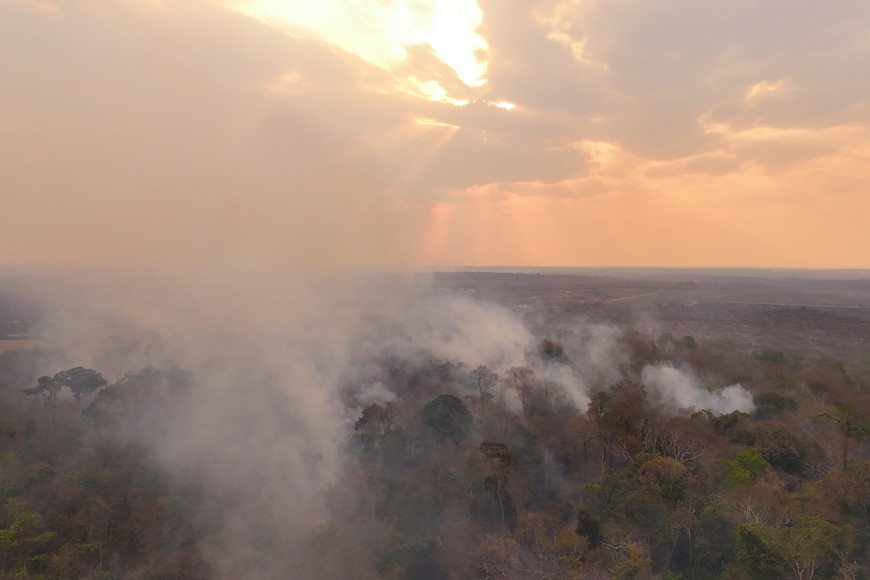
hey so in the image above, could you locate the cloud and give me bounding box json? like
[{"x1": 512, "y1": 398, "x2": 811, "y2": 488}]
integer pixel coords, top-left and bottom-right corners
[
  {"x1": 500, "y1": 0, "x2": 870, "y2": 167},
  {"x1": 645, "y1": 153, "x2": 744, "y2": 178},
  {"x1": 745, "y1": 79, "x2": 785, "y2": 102},
  {"x1": 232, "y1": 0, "x2": 489, "y2": 89},
  {"x1": 1, "y1": 0, "x2": 869, "y2": 268}
]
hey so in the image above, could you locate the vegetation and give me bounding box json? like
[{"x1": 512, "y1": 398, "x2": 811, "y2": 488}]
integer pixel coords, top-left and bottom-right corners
[{"x1": 0, "y1": 327, "x2": 868, "y2": 579}]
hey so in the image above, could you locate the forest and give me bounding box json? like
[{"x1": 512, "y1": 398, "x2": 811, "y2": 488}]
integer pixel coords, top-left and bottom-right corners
[{"x1": 1, "y1": 275, "x2": 869, "y2": 579}]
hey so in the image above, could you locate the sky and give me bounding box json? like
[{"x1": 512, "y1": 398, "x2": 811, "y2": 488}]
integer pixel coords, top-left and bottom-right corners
[{"x1": 1, "y1": 0, "x2": 869, "y2": 268}]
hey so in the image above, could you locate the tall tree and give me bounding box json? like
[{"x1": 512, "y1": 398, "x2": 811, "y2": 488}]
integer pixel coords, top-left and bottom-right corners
[
  {"x1": 470, "y1": 365, "x2": 498, "y2": 399},
  {"x1": 503, "y1": 367, "x2": 535, "y2": 413},
  {"x1": 479, "y1": 441, "x2": 517, "y2": 533},
  {"x1": 54, "y1": 367, "x2": 107, "y2": 403},
  {"x1": 422, "y1": 395, "x2": 471, "y2": 444}
]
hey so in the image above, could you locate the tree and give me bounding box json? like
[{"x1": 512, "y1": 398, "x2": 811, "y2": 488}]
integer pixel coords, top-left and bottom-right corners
[
  {"x1": 22, "y1": 366, "x2": 107, "y2": 428},
  {"x1": 22, "y1": 375, "x2": 63, "y2": 433},
  {"x1": 752, "y1": 392, "x2": 797, "y2": 419},
  {"x1": 422, "y1": 395, "x2": 471, "y2": 444},
  {"x1": 470, "y1": 365, "x2": 498, "y2": 399},
  {"x1": 0, "y1": 505, "x2": 56, "y2": 576},
  {"x1": 479, "y1": 441, "x2": 517, "y2": 533},
  {"x1": 587, "y1": 381, "x2": 648, "y2": 468},
  {"x1": 814, "y1": 412, "x2": 869, "y2": 470},
  {"x1": 538, "y1": 339, "x2": 566, "y2": 362},
  {"x1": 22, "y1": 375, "x2": 61, "y2": 406},
  {"x1": 566, "y1": 416, "x2": 600, "y2": 482},
  {"x1": 733, "y1": 517, "x2": 847, "y2": 580},
  {"x1": 504, "y1": 367, "x2": 536, "y2": 413},
  {"x1": 576, "y1": 507, "x2": 603, "y2": 549},
  {"x1": 54, "y1": 367, "x2": 107, "y2": 402},
  {"x1": 726, "y1": 446, "x2": 770, "y2": 487},
  {"x1": 749, "y1": 421, "x2": 806, "y2": 474}
]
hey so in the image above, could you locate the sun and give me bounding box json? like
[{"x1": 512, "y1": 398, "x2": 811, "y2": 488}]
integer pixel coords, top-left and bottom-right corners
[{"x1": 231, "y1": 0, "x2": 489, "y2": 99}]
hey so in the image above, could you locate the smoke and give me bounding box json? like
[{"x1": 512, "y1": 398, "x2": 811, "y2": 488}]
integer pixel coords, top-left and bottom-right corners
[
  {"x1": 23, "y1": 268, "x2": 550, "y2": 575},
  {"x1": 18, "y1": 265, "x2": 762, "y2": 574},
  {"x1": 573, "y1": 324, "x2": 627, "y2": 389},
  {"x1": 536, "y1": 363, "x2": 589, "y2": 409},
  {"x1": 641, "y1": 363, "x2": 755, "y2": 414},
  {"x1": 22, "y1": 274, "x2": 363, "y2": 575},
  {"x1": 1, "y1": 4, "x2": 762, "y2": 574},
  {"x1": 524, "y1": 321, "x2": 627, "y2": 410},
  {"x1": 354, "y1": 382, "x2": 397, "y2": 407},
  {"x1": 18, "y1": 256, "x2": 761, "y2": 575},
  {"x1": 358, "y1": 293, "x2": 533, "y2": 369}
]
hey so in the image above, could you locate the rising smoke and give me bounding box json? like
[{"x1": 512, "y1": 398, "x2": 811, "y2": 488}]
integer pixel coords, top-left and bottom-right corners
[
  {"x1": 2, "y1": 1, "x2": 759, "y2": 575},
  {"x1": 22, "y1": 268, "x2": 763, "y2": 574},
  {"x1": 641, "y1": 363, "x2": 756, "y2": 415}
]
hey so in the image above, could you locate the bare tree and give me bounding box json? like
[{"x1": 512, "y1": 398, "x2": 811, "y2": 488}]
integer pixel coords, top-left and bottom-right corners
[
  {"x1": 503, "y1": 366, "x2": 536, "y2": 413},
  {"x1": 471, "y1": 365, "x2": 499, "y2": 399}
]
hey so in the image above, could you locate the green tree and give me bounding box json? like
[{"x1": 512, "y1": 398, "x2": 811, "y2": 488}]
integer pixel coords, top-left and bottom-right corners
[
  {"x1": 54, "y1": 367, "x2": 107, "y2": 402},
  {"x1": 733, "y1": 517, "x2": 848, "y2": 580},
  {"x1": 753, "y1": 392, "x2": 797, "y2": 419},
  {"x1": 422, "y1": 395, "x2": 470, "y2": 444},
  {"x1": 726, "y1": 446, "x2": 770, "y2": 486},
  {"x1": 0, "y1": 506, "x2": 56, "y2": 575},
  {"x1": 22, "y1": 375, "x2": 61, "y2": 406}
]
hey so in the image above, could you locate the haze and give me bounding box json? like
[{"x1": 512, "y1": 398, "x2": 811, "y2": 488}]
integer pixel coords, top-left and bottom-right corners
[
  {"x1": 3, "y1": 4, "x2": 870, "y2": 577},
  {"x1": 2, "y1": 0, "x2": 869, "y2": 269}
]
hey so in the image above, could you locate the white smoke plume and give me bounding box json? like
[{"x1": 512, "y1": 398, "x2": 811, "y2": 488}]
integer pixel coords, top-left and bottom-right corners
[
  {"x1": 354, "y1": 382, "x2": 398, "y2": 407},
  {"x1": 22, "y1": 270, "x2": 552, "y2": 575},
  {"x1": 573, "y1": 324, "x2": 627, "y2": 389},
  {"x1": 641, "y1": 363, "x2": 755, "y2": 414},
  {"x1": 369, "y1": 293, "x2": 533, "y2": 369},
  {"x1": 536, "y1": 362, "x2": 590, "y2": 410}
]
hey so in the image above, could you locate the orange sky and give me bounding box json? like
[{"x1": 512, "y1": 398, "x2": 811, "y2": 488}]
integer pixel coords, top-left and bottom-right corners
[{"x1": 1, "y1": 0, "x2": 869, "y2": 268}]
